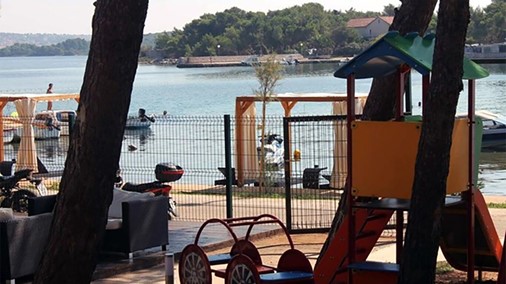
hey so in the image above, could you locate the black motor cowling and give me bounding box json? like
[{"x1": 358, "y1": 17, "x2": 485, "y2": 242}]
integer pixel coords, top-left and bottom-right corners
[{"x1": 155, "y1": 163, "x2": 184, "y2": 182}]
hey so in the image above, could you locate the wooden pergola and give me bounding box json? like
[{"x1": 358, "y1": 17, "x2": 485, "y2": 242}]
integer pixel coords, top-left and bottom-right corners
[
  {"x1": 0, "y1": 93, "x2": 79, "y2": 170},
  {"x1": 234, "y1": 92, "x2": 367, "y2": 186}
]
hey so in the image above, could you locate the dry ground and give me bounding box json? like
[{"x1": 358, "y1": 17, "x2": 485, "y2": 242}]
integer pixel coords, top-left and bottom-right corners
[
  {"x1": 94, "y1": 232, "x2": 500, "y2": 283},
  {"x1": 208, "y1": 233, "x2": 499, "y2": 284}
]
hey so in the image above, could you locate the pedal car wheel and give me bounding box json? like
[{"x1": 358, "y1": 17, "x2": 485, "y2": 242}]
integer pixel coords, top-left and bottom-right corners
[
  {"x1": 179, "y1": 244, "x2": 211, "y2": 284},
  {"x1": 225, "y1": 254, "x2": 261, "y2": 284},
  {"x1": 11, "y1": 189, "x2": 36, "y2": 213}
]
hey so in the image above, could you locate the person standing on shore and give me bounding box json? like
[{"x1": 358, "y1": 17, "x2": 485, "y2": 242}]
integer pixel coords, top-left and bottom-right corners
[{"x1": 46, "y1": 83, "x2": 53, "y2": 110}]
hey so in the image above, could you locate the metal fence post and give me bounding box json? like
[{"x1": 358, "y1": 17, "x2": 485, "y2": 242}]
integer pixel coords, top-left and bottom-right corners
[
  {"x1": 68, "y1": 111, "x2": 76, "y2": 140},
  {"x1": 224, "y1": 114, "x2": 233, "y2": 218},
  {"x1": 283, "y1": 117, "x2": 292, "y2": 231},
  {"x1": 165, "y1": 253, "x2": 174, "y2": 284}
]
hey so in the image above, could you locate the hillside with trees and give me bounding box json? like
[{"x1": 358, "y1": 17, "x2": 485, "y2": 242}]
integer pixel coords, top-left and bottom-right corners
[
  {"x1": 154, "y1": 1, "x2": 504, "y2": 58},
  {"x1": 0, "y1": 33, "x2": 158, "y2": 57},
  {"x1": 0, "y1": 32, "x2": 91, "y2": 48},
  {"x1": 0, "y1": 38, "x2": 90, "y2": 56}
]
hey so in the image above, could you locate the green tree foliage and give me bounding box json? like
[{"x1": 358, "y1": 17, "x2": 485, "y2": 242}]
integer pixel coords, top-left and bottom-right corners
[
  {"x1": 155, "y1": 1, "x2": 504, "y2": 57},
  {"x1": 0, "y1": 38, "x2": 89, "y2": 56},
  {"x1": 382, "y1": 4, "x2": 397, "y2": 16},
  {"x1": 468, "y1": 0, "x2": 506, "y2": 43},
  {"x1": 156, "y1": 3, "x2": 375, "y2": 57}
]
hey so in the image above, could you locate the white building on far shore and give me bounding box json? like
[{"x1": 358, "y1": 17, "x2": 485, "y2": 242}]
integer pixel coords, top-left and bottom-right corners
[
  {"x1": 347, "y1": 16, "x2": 394, "y2": 40},
  {"x1": 465, "y1": 42, "x2": 506, "y2": 60}
]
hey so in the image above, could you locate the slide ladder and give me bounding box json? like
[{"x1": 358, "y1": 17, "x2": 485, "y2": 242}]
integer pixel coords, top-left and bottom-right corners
[
  {"x1": 314, "y1": 208, "x2": 394, "y2": 284},
  {"x1": 497, "y1": 230, "x2": 506, "y2": 284}
]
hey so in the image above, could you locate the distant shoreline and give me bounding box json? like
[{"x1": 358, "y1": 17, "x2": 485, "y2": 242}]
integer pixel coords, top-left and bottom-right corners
[{"x1": 174, "y1": 54, "x2": 350, "y2": 68}]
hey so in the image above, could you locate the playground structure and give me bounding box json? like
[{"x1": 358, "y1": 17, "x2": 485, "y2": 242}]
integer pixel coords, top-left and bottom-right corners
[
  {"x1": 314, "y1": 31, "x2": 504, "y2": 284},
  {"x1": 179, "y1": 31, "x2": 506, "y2": 284}
]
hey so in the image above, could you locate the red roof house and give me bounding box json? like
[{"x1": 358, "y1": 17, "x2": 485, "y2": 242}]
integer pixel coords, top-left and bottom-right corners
[{"x1": 347, "y1": 16, "x2": 394, "y2": 39}]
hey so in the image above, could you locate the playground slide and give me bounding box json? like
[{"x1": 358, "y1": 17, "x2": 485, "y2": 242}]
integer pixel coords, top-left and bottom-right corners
[
  {"x1": 441, "y1": 190, "x2": 503, "y2": 272},
  {"x1": 314, "y1": 208, "x2": 394, "y2": 284}
]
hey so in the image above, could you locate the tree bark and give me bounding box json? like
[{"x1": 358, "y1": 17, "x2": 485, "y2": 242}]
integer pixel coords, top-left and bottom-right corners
[
  {"x1": 317, "y1": 0, "x2": 438, "y2": 264},
  {"x1": 398, "y1": 0, "x2": 470, "y2": 283},
  {"x1": 34, "y1": 1, "x2": 148, "y2": 283},
  {"x1": 362, "y1": 0, "x2": 438, "y2": 121}
]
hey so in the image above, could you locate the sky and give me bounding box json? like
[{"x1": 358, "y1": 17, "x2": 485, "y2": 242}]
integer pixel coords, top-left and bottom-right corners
[{"x1": 0, "y1": 0, "x2": 493, "y2": 35}]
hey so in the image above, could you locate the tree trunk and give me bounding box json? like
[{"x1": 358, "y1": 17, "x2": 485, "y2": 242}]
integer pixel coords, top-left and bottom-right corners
[
  {"x1": 34, "y1": 1, "x2": 148, "y2": 283},
  {"x1": 317, "y1": 0, "x2": 438, "y2": 264},
  {"x1": 398, "y1": 0, "x2": 470, "y2": 283},
  {"x1": 362, "y1": 0, "x2": 438, "y2": 121}
]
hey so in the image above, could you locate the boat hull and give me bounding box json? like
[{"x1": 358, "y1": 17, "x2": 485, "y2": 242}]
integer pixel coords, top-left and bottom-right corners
[
  {"x1": 482, "y1": 129, "x2": 506, "y2": 149},
  {"x1": 3, "y1": 128, "x2": 17, "y2": 144},
  {"x1": 476, "y1": 110, "x2": 506, "y2": 149},
  {"x1": 125, "y1": 118, "x2": 152, "y2": 129},
  {"x1": 34, "y1": 110, "x2": 76, "y2": 136},
  {"x1": 34, "y1": 126, "x2": 60, "y2": 140}
]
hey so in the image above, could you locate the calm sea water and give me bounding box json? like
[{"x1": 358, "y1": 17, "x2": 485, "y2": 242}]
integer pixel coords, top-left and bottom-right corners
[{"x1": 0, "y1": 56, "x2": 504, "y2": 194}]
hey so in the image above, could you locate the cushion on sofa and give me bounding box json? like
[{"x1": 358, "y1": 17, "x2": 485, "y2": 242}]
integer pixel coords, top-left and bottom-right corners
[
  {"x1": 108, "y1": 187, "x2": 153, "y2": 219},
  {"x1": 0, "y1": 208, "x2": 14, "y2": 221},
  {"x1": 105, "y1": 218, "x2": 123, "y2": 230},
  {"x1": 1, "y1": 212, "x2": 53, "y2": 280}
]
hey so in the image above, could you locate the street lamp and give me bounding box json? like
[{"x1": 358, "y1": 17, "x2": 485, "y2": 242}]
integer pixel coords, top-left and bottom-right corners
[
  {"x1": 299, "y1": 43, "x2": 303, "y2": 55},
  {"x1": 217, "y1": 44, "x2": 221, "y2": 56}
]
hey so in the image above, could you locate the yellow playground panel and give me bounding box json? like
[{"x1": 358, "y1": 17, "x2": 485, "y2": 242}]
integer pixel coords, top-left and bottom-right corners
[{"x1": 351, "y1": 118, "x2": 469, "y2": 199}]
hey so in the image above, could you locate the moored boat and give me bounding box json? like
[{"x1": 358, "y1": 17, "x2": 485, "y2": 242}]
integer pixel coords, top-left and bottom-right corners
[
  {"x1": 34, "y1": 110, "x2": 76, "y2": 136},
  {"x1": 476, "y1": 110, "x2": 506, "y2": 149},
  {"x1": 3, "y1": 128, "x2": 17, "y2": 144},
  {"x1": 125, "y1": 108, "x2": 155, "y2": 130},
  {"x1": 33, "y1": 124, "x2": 60, "y2": 140}
]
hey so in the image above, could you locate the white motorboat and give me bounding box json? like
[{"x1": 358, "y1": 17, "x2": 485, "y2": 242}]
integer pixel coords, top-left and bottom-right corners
[
  {"x1": 125, "y1": 108, "x2": 155, "y2": 129},
  {"x1": 33, "y1": 124, "x2": 60, "y2": 140},
  {"x1": 257, "y1": 134, "x2": 284, "y2": 171},
  {"x1": 3, "y1": 128, "x2": 17, "y2": 144},
  {"x1": 476, "y1": 110, "x2": 506, "y2": 149},
  {"x1": 125, "y1": 117, "x2": 153, "y2": 129},
  {"x1": 34, "y1": 110, "x2": 76, "y2": 136}
]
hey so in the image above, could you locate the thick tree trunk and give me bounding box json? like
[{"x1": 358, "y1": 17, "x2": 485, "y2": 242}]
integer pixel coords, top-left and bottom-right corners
[
  {"x1": 34, "y1": 1, "x2": 148, "y2": 283},
  {"x1": 398, "y1": 0, "x2": 470, "y2": 283},
  {"x1": 317, "y1": 0, "x2": 438, "y2": 264}
]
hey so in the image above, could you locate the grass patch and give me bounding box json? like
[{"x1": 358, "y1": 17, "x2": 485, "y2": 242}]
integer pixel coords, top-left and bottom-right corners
[
  {"x1": 487, "y1": 202, "x2": 506, "y2": 209},
  {"x1": 435, "y1": 261, "x2": 454, "y2": 274}
]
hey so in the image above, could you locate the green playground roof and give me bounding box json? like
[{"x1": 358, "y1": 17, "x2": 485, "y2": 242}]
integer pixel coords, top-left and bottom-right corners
[{"x1": 334, "y1": 31, "x2": 489, "y2": 80}]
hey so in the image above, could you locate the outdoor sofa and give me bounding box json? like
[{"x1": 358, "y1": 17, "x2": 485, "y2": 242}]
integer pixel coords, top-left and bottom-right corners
[
  {"x1": 0, "y1": 208, "x2": 52, "y2": 283},
  {"x1": 27, "y1": 189, "x2": 168, "y2": 258},
  {"x1": 103, "y1": 188, "x2": 169, "y2": 257}
]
